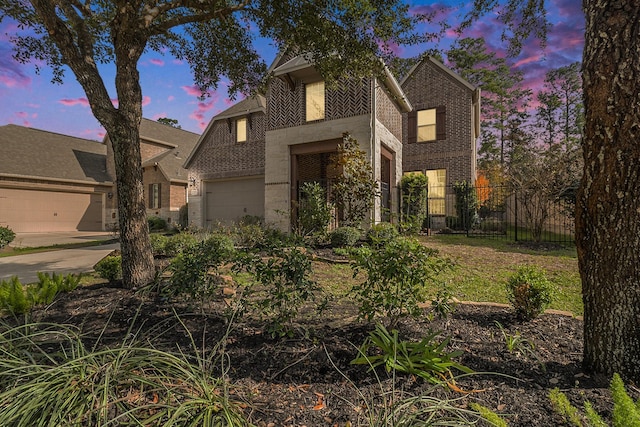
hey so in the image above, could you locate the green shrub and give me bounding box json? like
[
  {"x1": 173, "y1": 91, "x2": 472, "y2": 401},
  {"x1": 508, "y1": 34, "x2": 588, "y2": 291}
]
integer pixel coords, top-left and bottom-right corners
[
  {"x1": 147, "y1": 216, "x2": 167, "y2": 231},
  {"x1": 178, "y1": 203, "x2": 189, "y2": 228},
  {"x1": 351, "y1": 323, "x2": 472, "y2": 384},
  {"x1": 94, "y1": 255, "x2": 122, "y2": 283},
  {"x1": 233, "y1": 246, "x2": 325, "y2": 337},
  {"x1": 329, "y1": 226, "x2": 361, "y2": 247},
  {"x1": 400, "y1": 173, "x2": 428, "y2": 233},
  {"x1": 453, "y1": 180, "x2": 479, "y2": 230},
  {"x1": 506, "y1": 265, "x2": 556, "y2": 320},
  {"x1": 0, "y1": 226, "x2": 15, "y2": 249},
  {"x1": 365, "y1": 222, "x2": 399, "y2": 247},
  {"x1": 233, "y1": 223, "x2": 265, "y2": 248},
  {"x1": 163, "y1": 232, "x2": 198, "y2": 257},
  {"x1": 149, "y1": 233, "x2": 170, "y2": 256},
  {"x1": 27, "y1": 273, "x2": 80, "y2": 306},
  {"x1": 168, "y1": 234, "x2": 234, "y2": 299},
  {"x1": 351, "y1": 236, "x2": 453, "y2": 326},
  {"x1": 0, "y1": 277, "x2": 29, "y2": 314},
  {"x1": 297, "y1": 181, "x2": 333, "y2": 235}
]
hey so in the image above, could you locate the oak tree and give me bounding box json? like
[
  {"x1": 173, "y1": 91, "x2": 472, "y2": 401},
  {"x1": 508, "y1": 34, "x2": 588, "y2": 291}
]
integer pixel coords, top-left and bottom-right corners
[{"x1": 0, "y1": 0, "x2": 420, "y2": 288}]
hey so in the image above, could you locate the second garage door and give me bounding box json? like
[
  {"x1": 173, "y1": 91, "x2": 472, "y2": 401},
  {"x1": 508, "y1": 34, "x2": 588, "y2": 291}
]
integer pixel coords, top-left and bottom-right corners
[
  {"x1": 205, "y1": 177, "x2": 264, "y2": 227},
  {"x1": 0, "y1": 188, "x2": 103, "y2": 232}
]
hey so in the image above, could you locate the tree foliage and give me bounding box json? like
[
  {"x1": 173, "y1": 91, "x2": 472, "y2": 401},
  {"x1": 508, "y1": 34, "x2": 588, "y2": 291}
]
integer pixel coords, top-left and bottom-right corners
[{"x1": 0, "y1": 0, "x2": 425, "y2": 288}]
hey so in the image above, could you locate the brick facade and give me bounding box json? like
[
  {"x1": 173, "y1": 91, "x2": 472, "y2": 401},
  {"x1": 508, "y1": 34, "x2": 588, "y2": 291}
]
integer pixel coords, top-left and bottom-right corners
[{"x1": 401, "y1": 58, "x2": 478, "y2": 185}]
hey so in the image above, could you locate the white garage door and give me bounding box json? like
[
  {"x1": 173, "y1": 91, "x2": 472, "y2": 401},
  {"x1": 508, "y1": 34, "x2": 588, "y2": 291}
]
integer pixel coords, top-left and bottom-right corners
[
  {"x1": 205, "y1": 177, "x2": 264, "y2": 226},
  {"x1": 0, "y1": 188, "x2": 103, "y2": 232}
]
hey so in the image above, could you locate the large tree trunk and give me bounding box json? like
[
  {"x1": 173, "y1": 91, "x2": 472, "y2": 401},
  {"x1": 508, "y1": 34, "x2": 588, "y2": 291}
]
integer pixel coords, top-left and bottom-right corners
[
  {"x1": 106, "y1": 120, "x2": 156, "y2": 289},
  {"x1": 578, "y1": 0, "x2": 640, "y2": 381}
]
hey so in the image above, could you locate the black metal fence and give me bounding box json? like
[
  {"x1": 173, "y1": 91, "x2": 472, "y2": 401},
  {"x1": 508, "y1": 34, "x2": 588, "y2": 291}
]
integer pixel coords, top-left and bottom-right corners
[{"x1": 415, "y1": 184, "x2": 575, "y2": 245}]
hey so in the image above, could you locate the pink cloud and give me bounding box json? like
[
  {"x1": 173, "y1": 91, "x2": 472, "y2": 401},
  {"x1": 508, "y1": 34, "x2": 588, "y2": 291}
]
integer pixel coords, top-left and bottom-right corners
[
  {"x1": 149, "y1": 58, "x2": 164, "y2": 66},
  {"x1": 172, "y1": 59, "x2": 184, "y2": 65},
  {"x1": 181, "y1": 85, "x2": 208, "y2": 98},
  {"x1": 167, "y1": 95, "x2": 175, "y2": 102},
  {"x1": 142, "y1": 95, "x2": 151, "y2": 106},
  {"x1": 152, "y1": 112, "x2": 167, "y2": 120},
  {"x1": 59, "y1": 97, "x2": 90, "y2": 107},
  {"x1": 15, "y1": 111, "x2": 28, "y2": 118}
]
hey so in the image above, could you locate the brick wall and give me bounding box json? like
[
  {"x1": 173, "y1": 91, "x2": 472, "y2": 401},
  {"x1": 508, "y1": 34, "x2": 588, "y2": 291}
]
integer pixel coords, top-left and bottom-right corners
[
  {"x1": 401, "y1": 59, "x2": 476, "y2": 185},
  {"x1": 267, "y1": 77, "x2": 372, "y2": 131},
  {"x1": 375, "y1": 82, "x2": 403, "y2": 141}
]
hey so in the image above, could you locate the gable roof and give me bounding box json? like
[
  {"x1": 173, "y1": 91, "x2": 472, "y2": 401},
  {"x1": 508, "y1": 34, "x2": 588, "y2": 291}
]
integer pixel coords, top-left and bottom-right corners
[
  {"x1": 400, "y1": 56, "x2": 476, "y2": 92},
  {"x1": 138, "y1": 118, "x2": 200, "y2": 183},
  {"x1": 184, "y1": 95, "x2": 266, "y2": 168},
  {"x1": 271, "y1": 53, "x2": 412, "y2": 113},
  {"x1": 0, "y1": 124, "x2": 111, "y2": 184}
]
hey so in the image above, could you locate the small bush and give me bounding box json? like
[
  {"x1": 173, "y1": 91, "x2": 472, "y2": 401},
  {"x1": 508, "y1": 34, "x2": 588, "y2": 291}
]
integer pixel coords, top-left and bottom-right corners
[
  {"x1": 95, "y1": 255, "x2": 122, "y2": 283},
  {"x1": 168, "y1": 234, "x2": 235, "y2": 299},
  {"x1": 233, "y1": 246, "x2": 325, "y2": 337},
  {"x1": 0, "y1": 226, "x2": 15, "y2": 249},
  {"x1": 351, "y1": 236, "x2": 453, "y2": 326},
  {"x1": 365, "y1": 222, "x2": 399, "y2": 247},
  {"x1": 329, "y1": 226, "x2": 361, "y2": 247},
  {"x1": 297, "y1": 182, "x2": 333, "y2": 235},
  {"x1": 163, "y1": 232, "x2": 198, "y2": 257},
  {"x1": 147, "y1": 216, "x2": 167, "y2": 231},
  {"x1": 149, "y1": 233, "x2": 170, "y2": 256},
  {"x1": 233, "y1": 223, "x2": 265, "y2": 248},
  {"x1": 506, "y1": 265, "x2": 555, "y2": 320}
]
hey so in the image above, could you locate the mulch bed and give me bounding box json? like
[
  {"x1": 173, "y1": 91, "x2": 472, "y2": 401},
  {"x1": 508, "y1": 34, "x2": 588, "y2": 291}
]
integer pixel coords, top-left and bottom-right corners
[{"x1": 18, "y1": 271, "x2": 627, "y2": 427}]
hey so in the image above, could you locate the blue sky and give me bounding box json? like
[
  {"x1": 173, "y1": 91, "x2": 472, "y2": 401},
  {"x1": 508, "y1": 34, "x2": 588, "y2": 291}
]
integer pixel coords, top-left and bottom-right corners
[{"x1": 0, "y1": 0, "x2": 583, "y2": 141}]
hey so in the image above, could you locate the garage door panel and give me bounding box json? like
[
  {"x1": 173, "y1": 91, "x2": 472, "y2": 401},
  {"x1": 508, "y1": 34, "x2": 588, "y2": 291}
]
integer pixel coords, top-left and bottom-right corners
[
  {"x1": 205, "y1": 178, "x2": 264, "y2": 225},
  {"x1": 0, "y1": 188, "x2": 103, "y2": 232}
]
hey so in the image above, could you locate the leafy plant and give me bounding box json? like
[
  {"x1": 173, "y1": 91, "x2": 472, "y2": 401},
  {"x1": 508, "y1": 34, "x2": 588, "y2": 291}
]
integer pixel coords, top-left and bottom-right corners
[
  {"x1": 494, "y1": 321, "x2": 535, "y2": 355},
  {"x1": 400, "y1": 172, "x2": 428, "y2": 234},
  {"x1": 430, "y1": 282, "x2": 457, "y2": 320},
  {"x1": 0, "y1": 276, "x2": 29, "y2": 314},
  {"x1": 453, "y1": 180, "x2": 479, "y2": 231},
  {"x1": 0, "y1": 225, "x2": 15, "y2": 249},
  {"x1": 330, "y1": 133, "x2": 379, "y2": 228},
  {"x1": 351, "y1": 323, "x2": 472, "y2": 384},
  {"x1": 329, "y1": 226, "x2": 361, "y2": 247},
  {"x1": 365, "y1": 222, "x2": 400, "y2": 247},
  {"x1": 168, "y1": 234, "x2": 235, "y2": 300},
  {"x1": 149, "y1": 233, "x2": 170, "y2": 256},
  {"x1": 233, "y1": 246, "x2": 325, "y2": 337},
  {"x1": 506, "y1": 265, "x2": 556, "y2": 320},
  {"x1": 94, "y1": 255, "x2": 122, "y2": 283},
  {"x1": 163, "y1": 232, "x2": 199, "y2": 257},
  {"x1": 549, "y1": 387, "x2": 584, "y2": 426},
  {"x1": 148, "y1": 215, "x2": 167, "y2": 231},
  {"x1": 351, "y1": 236, "x2": 453, "y2": 326},
  {"x1": 297, "y1": 181, "x2": 333, "y2": 235}
]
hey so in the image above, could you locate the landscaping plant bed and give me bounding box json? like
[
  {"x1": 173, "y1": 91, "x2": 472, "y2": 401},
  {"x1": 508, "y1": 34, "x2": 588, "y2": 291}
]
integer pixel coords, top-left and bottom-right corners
[{"x1": 17, "y1": 280, "x2": 623, "y2": 427}]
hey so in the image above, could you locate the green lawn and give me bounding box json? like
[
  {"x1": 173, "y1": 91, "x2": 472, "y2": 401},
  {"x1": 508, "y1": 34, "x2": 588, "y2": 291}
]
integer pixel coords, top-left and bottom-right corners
[{"x1": 313, "y1": 234, "x2": 582, "y2": 317}]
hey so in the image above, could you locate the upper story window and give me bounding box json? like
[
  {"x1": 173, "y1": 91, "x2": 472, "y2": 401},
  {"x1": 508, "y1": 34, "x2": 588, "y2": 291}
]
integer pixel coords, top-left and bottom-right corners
[
  {"x1": 408, "y1": 106, "x2": 446, "y2": 143},
  {"x1": 417, "y1": 109, "x2": 436, "y2": 141},
  {"x1": 236, "y1": 117, "x2": 247, "y2": 143},
  {"x1": 305, "y1": 80, "x2": 325, "y2": 121}
]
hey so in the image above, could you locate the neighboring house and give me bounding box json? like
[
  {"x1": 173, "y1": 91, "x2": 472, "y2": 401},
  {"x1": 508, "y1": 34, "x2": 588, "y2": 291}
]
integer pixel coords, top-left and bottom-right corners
[
  {"x1": 0, "y1": 124, "x2": 112, "y2": 232},
  {"x1": 105, "y1": 118, "x2": 200, "y2": 229},
  {"x1": 186, "y1": 52, "x2": 412, "y2": 231},
  {"x1": 184, "y1": 96, "x2": 267, "y2": 229},
  {"x1": 401, "y1": 56, "x2": 480, "y2": 227}
]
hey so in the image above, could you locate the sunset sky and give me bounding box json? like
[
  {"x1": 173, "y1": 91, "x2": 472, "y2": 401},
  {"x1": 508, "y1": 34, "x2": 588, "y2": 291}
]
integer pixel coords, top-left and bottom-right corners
[{"x1": 0, "y1": 0, "x2": 584, "y2": 141}]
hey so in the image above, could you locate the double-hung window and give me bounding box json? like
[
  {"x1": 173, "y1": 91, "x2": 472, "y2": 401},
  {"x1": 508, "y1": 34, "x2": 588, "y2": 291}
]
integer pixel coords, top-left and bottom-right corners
[{"x1": 305, "y1": 81, "x2": 325, "y2": 121}]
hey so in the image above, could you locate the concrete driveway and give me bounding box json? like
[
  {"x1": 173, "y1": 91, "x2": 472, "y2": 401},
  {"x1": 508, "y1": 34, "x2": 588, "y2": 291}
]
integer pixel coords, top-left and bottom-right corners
[{"x1": 1, "y1": 232, "x2": 119, "y2": 284}]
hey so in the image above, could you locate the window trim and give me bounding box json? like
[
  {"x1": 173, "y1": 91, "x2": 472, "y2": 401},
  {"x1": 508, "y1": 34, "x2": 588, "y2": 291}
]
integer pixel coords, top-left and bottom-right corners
[
  {"x1": 149, "y1": 183, "x2": 161, "y2": 209},
  {"x1": 408, "y1": 106, "x2": 446, "y2": 143}
]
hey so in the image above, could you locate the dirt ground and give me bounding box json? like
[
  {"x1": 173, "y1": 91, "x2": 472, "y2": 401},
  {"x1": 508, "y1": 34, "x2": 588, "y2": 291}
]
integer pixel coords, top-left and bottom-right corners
[{"x1": 22, "y1": 271, "x2": 624, "y2": 427}]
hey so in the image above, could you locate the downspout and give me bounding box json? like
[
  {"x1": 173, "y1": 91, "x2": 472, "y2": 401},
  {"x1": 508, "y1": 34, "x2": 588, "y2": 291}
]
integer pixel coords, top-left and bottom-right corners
[{"x1": 371, "y1": 78, "x2": 377, "y2": 226}]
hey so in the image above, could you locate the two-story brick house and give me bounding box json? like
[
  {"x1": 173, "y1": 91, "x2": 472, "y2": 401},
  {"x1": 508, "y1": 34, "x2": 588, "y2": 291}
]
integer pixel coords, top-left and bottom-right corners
[
  {"x1": 185, "y1": 54, "x2": 478, "y2": 231},
  {"x1": 401, "y1": 57, "x2": 481, "y2": 226},
  {"x1": 186, "y1": 52, "x2": 412, "y2": 230}
]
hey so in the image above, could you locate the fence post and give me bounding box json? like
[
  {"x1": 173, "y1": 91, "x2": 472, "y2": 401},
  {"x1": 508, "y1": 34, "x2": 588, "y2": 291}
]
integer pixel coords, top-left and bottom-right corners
[{"x1": 514, "y1": 192, "x2": 518, "y2": 242}]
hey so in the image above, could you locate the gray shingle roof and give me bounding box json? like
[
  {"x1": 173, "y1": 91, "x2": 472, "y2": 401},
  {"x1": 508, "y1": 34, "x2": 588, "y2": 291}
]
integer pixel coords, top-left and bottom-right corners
[
  {"x1": 138, "y1": 119, "x2": 200, "y2": 182},
  {"x1": 0, "y1": 124, "x2": 111, "y2": 184}
]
